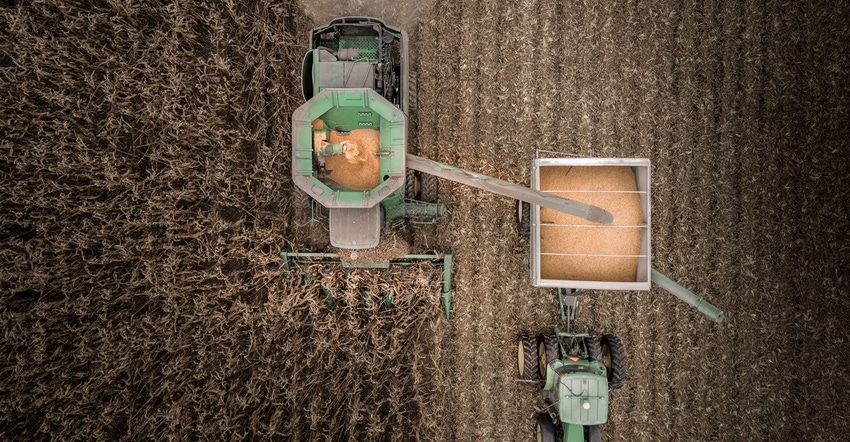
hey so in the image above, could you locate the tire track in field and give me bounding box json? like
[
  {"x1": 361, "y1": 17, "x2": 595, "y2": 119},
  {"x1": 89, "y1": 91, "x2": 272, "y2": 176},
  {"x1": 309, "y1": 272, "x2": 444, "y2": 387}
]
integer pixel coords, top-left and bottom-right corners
[
  {"x1": 444, "y1": 0, "x2": 492, "y2": 439},
  {"x1": 415, "y1": 2, "x2": 463, "y2": 439},
  {"x1": 666, "y1": 0, "x2": 722, "y2": 438},
  {"x1": 644, "y1": 0, "x2": 701, "y2": 438},
  {"x1": 470, "y1": 1, "x2": 523, "y2": 439},
  {"x1": 689, "y1": 0, "x2": 747, "y2": 437}
]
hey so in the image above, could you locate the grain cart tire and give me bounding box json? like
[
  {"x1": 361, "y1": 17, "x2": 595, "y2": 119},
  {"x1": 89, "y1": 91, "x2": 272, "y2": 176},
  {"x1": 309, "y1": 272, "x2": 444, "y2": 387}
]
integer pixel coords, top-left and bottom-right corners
[
  {"x1": 516, "y1": 201, "x2": 531, "y2": 236},
  {"x1": 535, "y1": 412, "x2": 556, "y2": 442},
  {"x1": 421, "y1": 173, "x2": 439, "y2": 203},
  {"x1": 585, "y1": 425, "x2": 602, "y2": 442},
  {"x1": 538, "y1": 333, "x2": 560, "y2": 378},
  {"x1": 517, "y1": 332, "x2": 540, "y2": 382},
  {"x1": 408, "y1": 71, "x2": 418, "y2": 114},
  {"x1": 586, "y1": 336, "x2": 603, "y2": 363},
  {"x1": 405, "y1": 168, "x2": 419, "y2": 199},
  {"x1": 600, "y1": 334, "x2": 627, "y2": 390}
]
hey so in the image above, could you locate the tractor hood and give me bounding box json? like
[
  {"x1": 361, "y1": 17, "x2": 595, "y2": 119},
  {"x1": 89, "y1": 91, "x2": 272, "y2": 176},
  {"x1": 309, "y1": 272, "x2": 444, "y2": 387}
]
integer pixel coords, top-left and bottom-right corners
[{"x1": 546, "y1": 360, "x2": 610, "y2": 426}]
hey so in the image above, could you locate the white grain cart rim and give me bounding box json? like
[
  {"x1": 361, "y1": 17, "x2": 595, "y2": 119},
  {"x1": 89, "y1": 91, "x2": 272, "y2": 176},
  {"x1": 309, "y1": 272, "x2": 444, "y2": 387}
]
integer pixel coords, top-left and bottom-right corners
[{"x1": 530, "y1": 157, "x2": 652, "y2": 291}]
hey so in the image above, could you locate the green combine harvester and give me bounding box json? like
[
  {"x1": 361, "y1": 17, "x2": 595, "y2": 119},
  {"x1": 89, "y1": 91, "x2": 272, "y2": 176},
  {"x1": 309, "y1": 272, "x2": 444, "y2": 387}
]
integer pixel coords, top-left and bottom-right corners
[{"x1": 284, "y1": 17, "x2": 613, "y2": 318}]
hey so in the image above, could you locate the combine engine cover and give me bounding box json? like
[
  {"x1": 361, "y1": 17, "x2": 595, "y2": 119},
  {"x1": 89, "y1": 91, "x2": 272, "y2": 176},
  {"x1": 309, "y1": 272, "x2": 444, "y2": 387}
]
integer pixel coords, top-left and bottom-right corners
[{"x1": 300, "y1": 17, "x2": 409, "y2": 113}]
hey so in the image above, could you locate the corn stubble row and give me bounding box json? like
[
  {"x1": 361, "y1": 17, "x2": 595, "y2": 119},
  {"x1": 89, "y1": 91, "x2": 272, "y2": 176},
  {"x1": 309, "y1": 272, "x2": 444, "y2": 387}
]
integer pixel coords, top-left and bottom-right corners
[{"x1": 0, "y1": 2, "x2": 446, "y2": 440}]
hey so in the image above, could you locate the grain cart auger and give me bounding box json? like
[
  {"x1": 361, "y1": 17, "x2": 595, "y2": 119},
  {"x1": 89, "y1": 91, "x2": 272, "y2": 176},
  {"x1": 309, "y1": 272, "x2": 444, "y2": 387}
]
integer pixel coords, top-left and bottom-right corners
[{"x1": 283, "y1": 17, "x2": 613, "y2": 319}]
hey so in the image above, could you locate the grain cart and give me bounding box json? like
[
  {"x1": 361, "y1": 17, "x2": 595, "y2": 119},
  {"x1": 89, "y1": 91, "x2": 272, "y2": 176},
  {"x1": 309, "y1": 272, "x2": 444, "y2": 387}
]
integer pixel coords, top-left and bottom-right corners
[
  {"x1": 517, "y1": 329, "x2": 626, "y2": 442},
  {"x1": 516, "y1": 156, "x2": 725, "y2": 325},
  {"x1": 285, "y1": 18, "x2": 613, "y2": 317}
]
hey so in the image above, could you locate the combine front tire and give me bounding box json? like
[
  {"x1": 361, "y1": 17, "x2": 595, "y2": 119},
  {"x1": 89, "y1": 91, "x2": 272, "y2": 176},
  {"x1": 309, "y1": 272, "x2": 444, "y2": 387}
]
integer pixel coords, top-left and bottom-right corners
[
  {"x1": 600, "y1": 334, "x2": 627, "y2": 390},
  {"x1": 405, "y1": 168, "x2": 419, "y2": 199},
  {"x1": 294, "y1": 187, "x2": 312, "y2": 224},
  {"x1": 517, "y1": 332, "x2": 539, "y2": 383},
  {"x1": 535, "y1": 412, "x2": 556, "y2": 442},
  {"x1": 538, "y1": 333, "x2": 559, "y2": 378}
]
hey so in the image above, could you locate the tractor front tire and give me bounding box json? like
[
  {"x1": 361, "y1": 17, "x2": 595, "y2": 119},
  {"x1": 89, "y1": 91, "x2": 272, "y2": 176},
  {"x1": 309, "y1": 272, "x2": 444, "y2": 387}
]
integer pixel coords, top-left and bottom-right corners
[
  {"x1": 600, "y1": 334, "x2": 627, "y2": 390},
  {"x1": 517, "y1": 332, "x2": 540, "y2": 383},
  {"x1": 585, "y1": 425, "x2": 602, "y2": 442},
  {"x1": 535, "y1": 413, "x2": 556, "y2": 442},
  {"x1": 538, "y1": 333, "x2": 559, "y2": 378}
]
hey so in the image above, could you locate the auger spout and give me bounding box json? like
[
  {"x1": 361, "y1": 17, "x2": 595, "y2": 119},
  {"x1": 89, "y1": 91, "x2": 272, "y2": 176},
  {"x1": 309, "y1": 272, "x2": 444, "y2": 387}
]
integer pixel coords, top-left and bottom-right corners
[{"x1": 406, "y1": 154, "x2": 614, "y2": 224}]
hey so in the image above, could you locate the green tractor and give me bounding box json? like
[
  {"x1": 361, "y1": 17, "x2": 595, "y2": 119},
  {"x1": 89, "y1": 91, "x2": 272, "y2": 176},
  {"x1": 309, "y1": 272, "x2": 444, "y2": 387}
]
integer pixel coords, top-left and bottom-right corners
[{"x1": 518, "y1": 330, "x2": 627, "y2": 442}]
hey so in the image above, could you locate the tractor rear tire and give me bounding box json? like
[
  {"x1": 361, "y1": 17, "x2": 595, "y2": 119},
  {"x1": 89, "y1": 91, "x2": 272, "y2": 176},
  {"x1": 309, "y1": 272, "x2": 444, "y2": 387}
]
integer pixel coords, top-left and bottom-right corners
[
  {"x1": 585, "y1": 425, "x2": 602, "y2": 442},
  {"x1": 538, "y1": 333, "x2": 559, "y2": 378},
  {"x1": 516, "y1": 201, "x2": 531, "y2": 236},
  {"x1": 517, "y1": 332, "x2": 540, "y2": 382},
  {"x1": 600, "y1": 334, "x2": 627, "y2": 390},
  {"x1": 421, "y1": 173, "x2": 438, "y2": 203},
  {"x1": 586, "y1": 336, "x2": 603, "y2": 363},
  {"x1": 535, "y1": 412, "x2": 556, "y2": 442}
]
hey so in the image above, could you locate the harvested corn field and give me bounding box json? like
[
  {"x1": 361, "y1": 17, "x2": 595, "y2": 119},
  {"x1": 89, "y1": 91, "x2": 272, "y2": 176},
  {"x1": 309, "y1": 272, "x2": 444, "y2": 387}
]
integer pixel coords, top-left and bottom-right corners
[{"x1": 2, "y1": 1, "x2": 849, "y2": 442}]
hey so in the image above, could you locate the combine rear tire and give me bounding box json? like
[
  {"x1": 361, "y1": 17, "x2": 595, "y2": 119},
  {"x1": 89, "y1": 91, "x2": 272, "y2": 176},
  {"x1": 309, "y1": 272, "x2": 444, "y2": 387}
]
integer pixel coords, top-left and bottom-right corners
[
  {"x1": 538, "y1": 333, "x2": 559, "y2": 378},
  {"x1": 600, "y1": 334, "x2": 627, "y2": 390},
  {"x1": 517, "y1": 332, "x2": 539, "y2": 382},
  {"x1": 408, "y1": 71, "x2": 418, "y2": 114},
  {"x1": 535, "y1": 413, "x2": 556, "y2": 442},
  {"x1": 421, "y1": 173, "x2": 438, "y2": 203}
]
